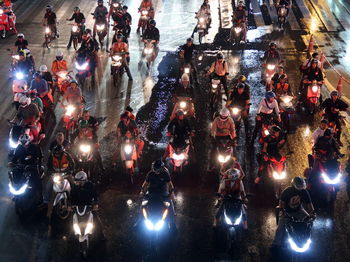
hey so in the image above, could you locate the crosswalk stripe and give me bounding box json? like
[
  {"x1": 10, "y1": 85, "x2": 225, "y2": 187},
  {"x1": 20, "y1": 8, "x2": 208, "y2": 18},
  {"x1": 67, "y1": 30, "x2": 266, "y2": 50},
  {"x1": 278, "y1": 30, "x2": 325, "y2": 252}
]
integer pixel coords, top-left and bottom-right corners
[
  {"x1": 219, "y1": 0, "x2": 233, "y2": 29},
  {"x1": 287, "y1": 7, "x2": 302, "y2": 31},
  {"x1": 309, "y1": 0, "x2": 341, "y2": 32},
  {"x1": 251, "y1": 0, "x2": 265, "y2": 27},
  {"x1": 294, "y1": 0, "x2": 311, "y2": 19}
]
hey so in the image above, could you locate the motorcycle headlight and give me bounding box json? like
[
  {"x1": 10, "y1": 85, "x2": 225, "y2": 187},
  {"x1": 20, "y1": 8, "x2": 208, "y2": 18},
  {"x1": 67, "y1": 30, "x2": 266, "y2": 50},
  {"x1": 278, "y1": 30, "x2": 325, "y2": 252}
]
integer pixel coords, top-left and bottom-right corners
[
  {"x1": 199, "y1": 17, "x2": 205, "y2": 23},
  {"x1": 45, "y1": 27, "x2": 50, "y2": 34},
  {"x1": 180, "y1": 101, "x2": 187, "y2": 109},
  {"x1": 218, "y1": 155, "x2": 230, "y2": 163},
  {"x1": 80, "y1": 144, "x2": 91, "y2": 154},
  {"x1": 112, "y1": 55, "x2": 122, "y2": 61},
  {"x1": 267, "y1": 64, "x2": 276, "y2": 70},
  {"x1": 144, "y1": 47, "x2": 153, "y2": 55},
  {"x1": 154, "y1": 220, "x2": 164, "y2": 231},
  {"x1": 53, "y1": 175, "x2": 61, "y2": 184},
  {"x1": 16, "y1": 72, "x2": 24, "y2": 80},
  {"x1": 72, "y1": 25, "x2": 78, "y2": 32},
  {"x1": 58, "y1": 72, "x2": 67, "y2": 78},
  {"x1": 12, "y1": 55, "x2": 20, "y2": 60},
  {"x1": 75, "y1": 62, "x2": 89, "y2": 71},
  {"x1": 282, "y1": 97, "x2": 292, "y2": 104},
  {"x1": 234, "y1": 212, "x2": 242, "y2": 225},
  {"x1": 145, "y1": 219, "x2": 154, "y2": 230},
  {"x1": 124, "y1": 145, "x2": 133, "y2": 154},
  {"x1": 184, "y1": 67, "x2": 190, "y2": 74},
  {"x1": 0, "y1": 9, "x2": 3, "y2": 15},
  {"x1": 321, "y1": 172, "x2": 342, "y2": 185},
  {"x1": 273, "y1": 171, "x2": 287, "y2": 180},
  {"x1": 73, "y1": 223, "x2": 82, "y2": 235},
  {"x1": 173, "y1": 153, "x2": 185, "y2": 160},
  {"x1": 231, "y1": 107, "x2": 240, "y2": 115},
  {"x1": 9, "y1": 138, "x2": 19, "y2": 149},
  {"x1": 224, "y1": 212, "x2": 232, "y2": 225},
  {"x1": 234, "y1": 27, "x2": 242, "y2": 34},
  {"x1": 212, "y1": 84, "x2": 218, "y2": 91},
  {"x1": 96, "y1": 24, "x2": 105, "y2": 31},
  {"x1": 264, "y1": 129, "x2": 270, "y2": 136},
  {"x1": 85, "y1": 222, "x2": 94, "y2": 235},
  {"x1": 142, "y1": 10, "x2": 148, "y2": 16},
  {"x1": 288, "y1": 237, "x2": 312, "y2": 253},
  {"x1": 312, "y1": 85, "x2": 318, "y2": 93},
  {"x1": 9, "y1": 182, "x2": 28, "y2": 195},
  {"x1": 65, "y1": 105, "x2": 76, "y2": 117},
  {"x1": 113, "y1": 3, "x2": 119, "y2": 7}
]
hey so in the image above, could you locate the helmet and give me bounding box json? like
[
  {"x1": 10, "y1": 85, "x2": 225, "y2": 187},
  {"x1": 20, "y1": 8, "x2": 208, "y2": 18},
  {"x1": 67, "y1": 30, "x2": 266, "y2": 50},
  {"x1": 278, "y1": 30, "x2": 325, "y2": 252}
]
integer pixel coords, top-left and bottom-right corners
[
  {"x1": 39, "y1": 64, "x2": 48, "y2": 72},
  {"x1": 320, "y1": 119, "x2": 328, "y2": 124},
  {"x1": 19, "y1": 134, "x2": 31, "y2": 146},
  {"x1": 269, "y1": 42, "x2": 277, "y2": 48},
  {"x1": 85, "y1": 28, "x2": 92, "y2": 35},
  {"x1": 238, "y1": 75, "x2": 246, "y2": 82},
  {"x1": 265, "y1": 91, "x2": 276, "y2": 99},
  {"x1": 271, "y1": 125, "x2": 281, "y2": 133},
  {"x1": 330, "y1": 90, "x2": 339, "y2": 97},
  {"x1": 18, "y1": 50, "x2": 25, "y2": 57},
  {"x1": 46, "y1": 5, "x2": 52, "y2": 11},
  {"x1": 237, "y1": 83, "x2": 245, "y2": 89},
  {"x1": 123, "y1": 5, "x2": 128, "y2": 9},
  {"x1": 17, "y1": 33, "x2": 24, "y2": 38},
  {"x1": 311, "y1": 59, "x2": 319, "y2": 64},
  {"x1": 33, "y1": 72, "x2": 41, "y2": 79},
  {"x1": 216, "y1": 52, "x2": 223, "y2": 59},
  {"x1": 225, "y1": 168, "x2": 240, "y2": 181},
  {"x1": 279, "y1": 74, "x2": 286, "y2": 80},
  {"x1": 79, "y1": 119, "x2": 89, "y2": 128},
  {"x1": 116, "y1": 33, "x2": 123, "y2": 40},
  {"x1": 175, "y1": 109, "x2": 184, "y2": 117},
  {"x1": 52, "y1": 145, "x2": 64, "y2": 157},
  {"x1": 149, "y1": 19, "x2": 156, "y2": 26},
  {"x1": 56, "y1": 50, "x2": 63, "y2": 60},
  {"x1": 19, "y1": 96, "x2": 31, "y2": 106},
  {"x1": 187, "y1": 37, "x2": 193, "y2": 43},
  {"x1": 152, "y1": 159, "x2": 164, "y2": 174},
  {"x1": 125, "y1": 105, "x2": 133, "y2": 113},
  {"x1": 75, "y1": 171, "x2": 88, "y2": 182},
  {"x1": 219, "y1": 107, "x2": 230, "y2": 120},
  {"x1": 292, "y1": 177, "x2": 306, "y2": 190},
  {"x1": 69, "y1": 79, "x2": 78, "y2": 85},
  {"x1": 97, "y1": 0, "x2": 103, "y2": 3},
  {"x1": 324, "y1": 128, "x2": 332, "y2": 137},
  {"x1": 74, "y1": 6, "x2": 80, "y2": 12}
]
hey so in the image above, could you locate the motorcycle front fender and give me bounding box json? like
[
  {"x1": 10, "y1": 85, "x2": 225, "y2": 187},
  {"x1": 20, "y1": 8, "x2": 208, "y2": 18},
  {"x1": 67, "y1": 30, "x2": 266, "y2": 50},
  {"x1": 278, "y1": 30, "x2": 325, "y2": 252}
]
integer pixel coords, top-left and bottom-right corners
[{"x1": 53, "y1": 192, "x2": 67, "y2": 207}]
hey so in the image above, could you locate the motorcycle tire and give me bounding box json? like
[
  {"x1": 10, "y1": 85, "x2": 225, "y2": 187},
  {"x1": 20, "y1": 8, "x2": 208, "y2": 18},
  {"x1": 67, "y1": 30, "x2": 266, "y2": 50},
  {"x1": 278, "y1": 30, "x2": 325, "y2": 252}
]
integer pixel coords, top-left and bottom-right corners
[{"x1": 73, "y1": 37, "x2": 78, "y2": 50}]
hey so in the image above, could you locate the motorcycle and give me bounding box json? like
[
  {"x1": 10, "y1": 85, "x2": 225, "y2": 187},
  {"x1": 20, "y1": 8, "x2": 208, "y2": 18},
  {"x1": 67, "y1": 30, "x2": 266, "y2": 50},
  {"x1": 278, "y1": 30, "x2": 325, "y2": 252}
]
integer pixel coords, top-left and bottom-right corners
[
  {"x1": 216, "y1": 137, "x2": 234, "y2": 170},
  {"x1": 54, "y1": 71, "x2": 72, "y2": 95},
  {"x1": 138, "y1": 9, "x2": 152, "y2": 36},
  {"x1": 12, "y1": 71, "x2": 28, "y2": 105},
  {"x1": 75, "y1": 53, "x2": 92, "y2": 88},
  {"x1": 72, "y1": 205, "x2": 95, "y2": 258},
  {"x1": 276, "y1": 209, "x2": 313, "y2": 256},
  {"x1": 43, "y1": 24, "x2": 57, "y2": 49},
  {"x1": 304, "y1": 80, "x2": 321, "y2": 115},
  {"x1": 8, "y1": 164, "x2": 41, "y2": 216},
  {"x1": 171, "y1": 96, "x2": 195, "y2": 119},
  {"x1": 110, "y1": 52, "x2": 127, "y2": 86},
  {"x1": 76, "y1": 140, "x2": 96, "y2": 179},
  {"x1": 120, "y1": 134, "x2": 138, "y2": 184},
  {"x1": 70, "y1": 23, "x2": 82, "y2": 50},
  {"x1": 0, "y1": 8, "x2": 15, "y2": 38},
  {"x1": 277, "y1": 5, "x2": 288, "y2": 29},
  {"x1": 195, "y1": 14, "x2": 208, "y2": 44},
  {"x1": 228, "y1": 105, "x2": 243, "y2": 133},
  {"x1": 143, "y1": 39, "x2": 156, "y2": 69},
  {"x1": 216, "y1": 196, "x2": 245, "y2": 252},
  {"x1": 258, "y1": 115, "x2": 278, "y2": 145},
  {"x1": 278, "y1": 95, "x2": 295, "y2": 132},
  {"x1": 263, "y1": 63, "x2": 278, "y2": 87},
  {"x1": 179, "y1": 63, "x2": 192, "y2": 91},
  {"x1": 167, "y1": 136, "x2": 190, "y2": 173},
  {"x1": 109, "y1": 0, "x2": 124, "y2": 9},
  {"x1": 52, "y1": 172, "x2": 71, "y2": 220},
  {"x1": 210, "y1": 78, "x2": 224, "y2": 115},
  {"x1": 230, "y1": 20, "x2": 245, "y2": 46},
  {"x1": 92, "y1": 14, "x2": 107, "y2": 48},
  {"x1": 63, "y1": 104, "x2": 80, "y2": 143}
]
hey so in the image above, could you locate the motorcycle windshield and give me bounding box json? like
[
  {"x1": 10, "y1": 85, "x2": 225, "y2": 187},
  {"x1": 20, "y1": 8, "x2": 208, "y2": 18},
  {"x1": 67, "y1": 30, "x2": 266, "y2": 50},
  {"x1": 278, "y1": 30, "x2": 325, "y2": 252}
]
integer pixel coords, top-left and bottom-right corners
[{"x1": 286, "y1": 221, "x2": 312, "y2": 246}]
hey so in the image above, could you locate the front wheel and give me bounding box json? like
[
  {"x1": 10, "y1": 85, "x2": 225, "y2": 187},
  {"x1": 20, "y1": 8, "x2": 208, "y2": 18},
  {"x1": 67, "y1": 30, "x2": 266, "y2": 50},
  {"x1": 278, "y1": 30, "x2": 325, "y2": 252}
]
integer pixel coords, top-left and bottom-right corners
[
  {"x1": 73, "y1": 36, "x2": 78, "y2": 50},
  {"x1": 53, "y1": 198, "x2": 70, "y2": 220},
  {"x1": 80, "y1": 238, "x2": 89, "y2": 258},
  {"x1": 198, "y1": 31, "x2": 203, "y2": 45},
  {"x1": 1, "y1": 28, "x2": 6, "y2": 39}
]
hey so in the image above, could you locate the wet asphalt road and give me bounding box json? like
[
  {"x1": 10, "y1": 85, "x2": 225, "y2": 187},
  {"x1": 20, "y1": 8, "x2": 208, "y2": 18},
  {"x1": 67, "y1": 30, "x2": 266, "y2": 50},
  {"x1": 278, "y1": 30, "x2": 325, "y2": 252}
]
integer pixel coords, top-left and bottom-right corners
[{"x1": 1, "y1": 0, "x2": 350, "y2": 261}]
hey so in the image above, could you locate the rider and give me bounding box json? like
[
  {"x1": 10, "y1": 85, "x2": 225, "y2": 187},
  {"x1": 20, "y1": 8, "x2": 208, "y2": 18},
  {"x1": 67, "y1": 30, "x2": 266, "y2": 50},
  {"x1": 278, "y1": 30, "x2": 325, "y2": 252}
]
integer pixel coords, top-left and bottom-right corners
[
  {"x1": 214, "y1": 168, "x2": 248, "y2": 229},
  {"x1": 274, "y1": 74, "x2": 292, "y2": 98},
  {"x1": 270, "y1": 66, "x2": 287, "y2": 91},
  {"x1": 251, "y1": 91, "x2": 281, "y2": 144},
  {"x1": 30, "y1": 72, "x2": 53, "y2": 111},
  {"x1": 44, "y1": 5, "x2": 58, "y2": 38},
  {"x1": 116, "y1": 112, "x2": 144, "y2": 159},
  {"x1": 301, "y1": 59, "x2": 323, "y2": 92},
  {"x1": 137, "y1": 0, "x2": 154, "y2": 33},
  {"x1": 66, "y1": 6, "x2": 85, "y2": 48},
  {"x1": 39, "y1": 64, "x2": 53, "y2": 88},
  {"x1": 51, "y1": 51, "x2": 68, "y2": 78},
  {"x1": 49, "y1": 132, "x2": 71, "y2": 152},
  {"x1": 111, "y1": 33, "x2": 133, "y2": 80},
  {"x1": 311, "y1": 119, "x2": 328, "y2": 146},
  {"x1": 110, "y1": 6, "x2": 125, "y2": 32},
  {"x1": 231, "y1": 75, "x2": 251, "y2": 95},
  {"x1": 320, "y1": 90, "x2": 348, "y2": 145},
  {"x1": 261, "y1": 42, "x2": 281, "y2": 81},
  {"x1": 211, "y1": 107, "x2": 236, "y2": 149},
  {"x1": 226, "y1": 83, "x2": 250, "y2": 134},
  {"x1": 78, "y1": 29, "x2": 99, "y2": 72},
  {"x1": 191, "y1": 0, "x2": 211, "y2": 37},
  {"x1": 207, "y1": 53, "x2": 229, "y2": 97},
  {"x1": 179, "y1": 38, "x2": 198, "y2": 84},
  {"x1": 300, "y1": 52, "x2": 321, "y2": 72},
  {"x1": 313, "y1": 128, "x2": 342, "y2": 163},
  {"x1": 142, "y1": 19, "x2": 159, "y2": 44},
  {"x1": 14, "y1": 33, "x2": 28, "y2": 52},
  {"x1": 272, "y1": 177, "x2": 315, "y2": 249},
  {"x1": 232, "y1": 1, "x2": 247, "y2": 43},
  {"x1": 28, "y1": 90, "x2": 43, "y2": 114},
  {"x1": 70, "y1": 171, "x2": 106, "y2": 240},
  {"x1": 16, "y1": 50, "x2": 33, "y2": 78},
  {"x1": 140, "y1": 159, "x2": 176, "y2": 228},
  {"x1": 93, "y1": 0, "x2": 108, "y2": 38},
  {"x1": 122, "y1": 5, "x2": 132, "y2": 37},
  {"x1": 60, "y1": 79, "x2": 83, "y2": 109},
  {"x1": 276, "y1": 0, "x2": 291, "y2": 16}
]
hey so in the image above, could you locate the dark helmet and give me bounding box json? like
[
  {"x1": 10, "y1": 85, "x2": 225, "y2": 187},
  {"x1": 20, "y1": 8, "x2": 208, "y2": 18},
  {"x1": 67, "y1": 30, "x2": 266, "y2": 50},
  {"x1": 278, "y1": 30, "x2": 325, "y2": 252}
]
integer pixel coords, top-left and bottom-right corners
[
  {"x1": 33, "y1": 72, "x2": 41, "y2": 79},
  {"x1": 175, "y1": 109, "x2": 184, "y2": 117},
  {"x1": 187, "y1": 37, "x2": 193, "y2": 43},
  {"x1": 269, "y1": 42, "x2": 277, "y2": 48},
  {"x1": 152, "y1": 159, "x2": 164, "y2": 174},
  {"x1": 19, "y1": 50, "x2": 25, "y2": 57},
  {"x1": 149, "y1": 19, "x2": 156, "y2": 26},
  {"x1": 97, "y1": 0, "x2": 103, "y2": 4},
  {"x1": 330, "y1": 90, "x2": 339, "y2": 97},
  {"x1": 121, "y1": 112, "x2": 130, "y2": 120},
  {"x1": 320, "y1": 119, "x2": 328, "y2": 124},
  {"x1": 324, "y1": 128, "x2": 332, "y2": 137},
  {"x1": 123, "y1": 5, "x2": 128, "y2": 10},
  {"x1": 271, "y1": 125, "x2": 281, "y2": 133},
  {"x1": 79, "y1": 119, "x2": 89, "y2": 128},
  {"x1": 265, "y1": 91, "x2": 276, "y2": 99},
  {"x1": 238, "y1": 75, "x2": 246, "y2": 82},
  {"x1": 46, "y1": 5, "x2": 53, "y2": 11},
  {"x1": 279, "y1": 74, "x2": 287, "y2": 80},
  {"x1": 74, "y1": 6, "x2": 80, "y2": 12},
  {"x1": 216, "y1": 52, "x2": 223, "y2": 59},
  {"x1": 237, "y1": 83, "x2": 245, "y2": 89},
  {"x1": 125, "y1": 105, "x2": 133, "y2": 113},
  {"x1": 85, "y1": 28, "x2": 92, "y2": 35},
  {"x1": 52, "y1": 145, "x2": 64, "y2": 157},
  {"x1": 292, "y1": 177, "x2": 306, "y2": 190},
  {"x1": 116, "y1": 33, "x2": 123, "y2": 40}
]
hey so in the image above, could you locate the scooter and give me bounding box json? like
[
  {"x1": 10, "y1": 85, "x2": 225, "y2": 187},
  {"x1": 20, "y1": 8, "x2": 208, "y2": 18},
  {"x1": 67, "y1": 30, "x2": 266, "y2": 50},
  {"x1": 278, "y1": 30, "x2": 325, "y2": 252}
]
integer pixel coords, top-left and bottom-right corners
[
  {"x1": 142, "y1": 39, "x2": 156, "y2": 69},
  {"x1": 167, "y1": 136, "x2": 190, "y2": 173},
  {"x1": 279, "y1": 95, "x2": 295, "y2": 132},
  {"x1": 52, "y1": 172, "x2": 71, "y2": 220},
  {"x1": 195, "y1": 14, "x2": 208, "y2": 44},
  {"x1": 305, "y1": 81, "x2": 321, "y2": 115},
  {"x1": 230, "y1": 20, "x2": 245, "y2": 46},
  {"x1": 75, "y1": 53, "x2": 93, "y2": 88},
  {"x1": 110, "y1": 52, "x2": 127, "y2": 86},
  {"x1": 210, "y1": 78, "x2": 224, "y2": 115},
  {"x1": 120, "y1": 133, "x2": 138, "y2": 184},
  {"x1": 170, "y1": 97, "x2": 195, "y2": 119},
  {"x1": 277, "y1": 5, "x2": 288, "y2": 30}
]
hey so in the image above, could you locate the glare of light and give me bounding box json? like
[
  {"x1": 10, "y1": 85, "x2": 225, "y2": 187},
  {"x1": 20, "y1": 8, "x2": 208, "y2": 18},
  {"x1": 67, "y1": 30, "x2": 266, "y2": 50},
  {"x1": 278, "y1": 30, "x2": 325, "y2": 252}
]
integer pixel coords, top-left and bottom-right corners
[
  {"x1": 288, "y1": 238, "x2": 312, "y2": 253},
  {"x1": 218, "y1": 155, "x2": 230, "y2": 163},
  {"x1": 73, "y1": 223, "x2": 81, "y2": 235},
  {"x1": 127, "y1": 199, "x2": 133, "y2": 206},
  {"x1": 124, "y1": 145, "x2": 132, "y2": 154},
  {"x1": 173, "y1": 153, "x2": 185, "y2": 160},
  {"x1": 231, "y1": 107, "x2": 240, "y2": 115},
  {"x1": 273, "y1": 171, "x2": 287, "y2": 180},
  {"x1": 180, "y1": 101, "x2": 187, "y2": 108},
  {"x1": 304, "y1": 126, "x2": 310, "y2": 137},
  {"x1": 264, "y1": 129, "x2": 270, "y2": 136},
  {"x1": 321, "y1": 172, "x2": 342, "y2": 185},
  {"x1": 65, "y1": 105, "x2": 75, "y2": 116},
  {"x1": 310, "y1": 17, "x2": 318, "y2": 33},
  {"x1": 85, "y1": 222, "x2": 94, "y2": 235},
  {"x1": 79, "y1": 144, "x2": 91, "y2": 153},
  {"x1": 9, "y1": 138, "x2": 18, "y2": 149},
  {"x1": 312, "y1": 85, "x2": 319, "y2": 93},
  {"x1": 9, "y1": 183, "x2": 28, "y2": 195}
]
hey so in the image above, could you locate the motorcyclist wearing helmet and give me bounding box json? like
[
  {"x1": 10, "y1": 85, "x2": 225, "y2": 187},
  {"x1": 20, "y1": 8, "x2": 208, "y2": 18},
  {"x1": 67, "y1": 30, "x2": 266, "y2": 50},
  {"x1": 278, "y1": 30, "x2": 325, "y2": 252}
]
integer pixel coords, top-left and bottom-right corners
[
  {"x1": 66, "y1": 7, "x2": 85, "y2": 48},
  {"x1": 276, "y1": 0, "x2": 291, "y2": 17},
  {"x1": 39, "y1": 64, "x2": 53, "y2": 88},
  {"x1": 207, "y1": 52, "x2": 230, "y2": 97},
  {"x1": 214, "y1": 168, "x2": 248, "y2": 228},
  {"x1": 231, "y1": 1, "x2": 247, "y2": 43},
  {"x1": 111, "y1": 33, "x2": 133, "y2": 80},
  {"x1": 142, "y1": 19, "x2": 159, "y2": 44},
  {"x1": 301, "y1": 59, "x2": 323, "y2": 91},
  {"x1": 110, "y1": 5, "x2": 125, "y2": 31},
  {"x1": 122, "y1": 5, "x2": 132, "y2": 37},
  {"x1": 14, "y1": 33, "x2": 28, "y2": 52},
  {"x1": 61, "y1": 79, "x2": 83, "y2": 105},
  {"x1": 191, "y1": 1, "x2": 211, "y2": 37},
  {"x1": 300, "y1": 52, "x2": 320, "y2": 72},
  {"x1": 70, "y1": 171, "x2": 106, "y2": 240},
  {"x1": 15, "y1": 50, "x2": 34, "y2": 78},
  {"x1": 274, "y1": 74, "x2": 292, "y2": 98},
  {"x1": 28, "y1": 90, "x2": 43, "y2": 114},
  {"x1": 49, "y1": 132, "x2": 71, "y2": 152},
  {"x1": 1, "y1": 1, "x2": 17, "y2": 33},
  {"x1": 30, "y1": 72, "x2": 54, "y2": 112},
  {"x1": 179, "y1": 38, "x2": 198, "y2": 84},
  {"x1": 211, "y1": 107, "x2": 236, "y2": 153},
  {"x1": 270, "y1": 66, "x2": 287, "y2": 91},
  {"x1": 313, "y1": 128, "x2": 342, "y2": 162},
  {"x1": 226, "y1": 83, "x2": 250, "y2": 134},
  {"x1": 9, "y1": 133, "x2": 43, "y2": 200},
  {"x1": 93, "y1": 0, "x2": 108, "y2": 38},
  {"x1": 116, "y1": 112, "x2": 144, "y2": 159},
  {"x1": 320, "y1": 90, "x2": 348, "y2": 144},
  {"x1": 51, "y1": 51, "x2": 68, "y2": 78},
  {"x1": 44, "y1": 5, "x2": 58, "y2": 38},
  {"x1": 137, "y1": 0, "x2": 154, "y2": 33},
  {"x1": 262, "y1": 42, "x2": 281, "y2": 64},
  {"x1": 78, "y1": 29, "x2": 99, "y2": 72},
  {"x1": 231, "y1": 74, "x2": 250, "y2": 95},
  {"x1": 251, "y1": 91, "x2": 281, "y2": 143},
  {"x1": 43, "y1": 145, "x2": 75, "y2": 204},
  {"x1": 272, "y1": 177, "x2": 315, "y2": 248}
]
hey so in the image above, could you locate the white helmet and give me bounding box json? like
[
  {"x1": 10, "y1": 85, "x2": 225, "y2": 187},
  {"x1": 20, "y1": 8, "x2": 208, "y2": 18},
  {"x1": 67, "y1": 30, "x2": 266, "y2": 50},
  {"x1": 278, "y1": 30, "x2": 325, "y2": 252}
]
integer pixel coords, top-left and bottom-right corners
[
  {"x1": 56, "y1": 50, "x2": 64, "y2": 57},
  {"x1": 219, "y1": 107, "x2": 230, "y2": 120},
  {"x1": 17, "y1": 33, "x2": 24, "y2": 38},
  {"x1": 75, "y1": 171, "x2": 88, "y2": 182},
  {"x1": 225, "y1": 168, "x2": 240, "y2": 181},
  {"x1": 39, "y1": 65, "x2": 48, "y2": 72},
  {"x1": 19, "y1": 96, "x2": 31, "y2": 107}
]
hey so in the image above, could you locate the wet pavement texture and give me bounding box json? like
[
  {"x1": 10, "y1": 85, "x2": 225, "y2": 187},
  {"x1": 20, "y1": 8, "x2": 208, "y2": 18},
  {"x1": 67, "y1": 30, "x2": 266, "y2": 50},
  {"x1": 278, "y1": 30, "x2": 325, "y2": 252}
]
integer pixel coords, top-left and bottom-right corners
[{"x1": 0, "y1": 0, "x2": 350, "y2": 262}]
